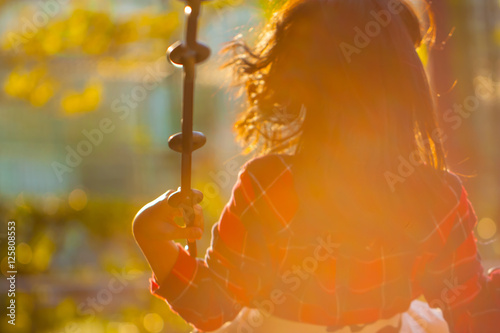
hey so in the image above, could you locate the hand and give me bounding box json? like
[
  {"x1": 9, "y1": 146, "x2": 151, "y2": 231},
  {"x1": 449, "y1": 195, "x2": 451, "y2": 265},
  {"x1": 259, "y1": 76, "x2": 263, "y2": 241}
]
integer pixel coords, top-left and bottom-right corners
[
  {"x1": 132, "y1": 190, "x2": 204, "y2": 281},
  {"x1": 133, "y1": 190, "x2": 204, "y2": 244}
]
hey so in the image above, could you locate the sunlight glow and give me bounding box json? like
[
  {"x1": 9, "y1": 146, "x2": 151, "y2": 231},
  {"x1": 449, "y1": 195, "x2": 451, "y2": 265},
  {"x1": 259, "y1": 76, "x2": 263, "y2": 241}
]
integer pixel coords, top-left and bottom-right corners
[{"x1": 477, "y1": 217, "x2": 497, "y2": 240}]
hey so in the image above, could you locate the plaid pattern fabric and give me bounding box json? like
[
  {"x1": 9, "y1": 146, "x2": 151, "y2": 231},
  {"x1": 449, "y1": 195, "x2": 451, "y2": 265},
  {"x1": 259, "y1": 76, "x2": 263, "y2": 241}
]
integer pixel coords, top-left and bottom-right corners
[{"x1": 150, "y1": 154, "x2": 500, "y2": 332}]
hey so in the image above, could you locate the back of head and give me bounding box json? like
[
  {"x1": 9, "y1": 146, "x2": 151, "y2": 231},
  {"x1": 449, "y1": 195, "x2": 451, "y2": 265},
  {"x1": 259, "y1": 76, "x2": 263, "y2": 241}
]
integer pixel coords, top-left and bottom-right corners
[{"x1": 225, "y1": 0, "x2": 450, "y2": 246}]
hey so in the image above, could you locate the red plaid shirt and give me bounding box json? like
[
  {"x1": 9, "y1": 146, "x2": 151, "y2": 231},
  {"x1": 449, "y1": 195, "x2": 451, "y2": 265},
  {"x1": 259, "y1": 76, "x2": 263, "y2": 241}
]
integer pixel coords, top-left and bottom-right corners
[{"x1": 150, "y1": 154, "x2": 500, "y2": 332}]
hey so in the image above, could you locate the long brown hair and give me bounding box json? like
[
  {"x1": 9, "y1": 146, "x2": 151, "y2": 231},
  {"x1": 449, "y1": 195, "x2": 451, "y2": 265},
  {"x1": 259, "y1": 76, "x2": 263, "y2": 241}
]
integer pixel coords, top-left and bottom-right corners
[{"x1": 223, "y1": 0, "x2": 448, "y2": 245}]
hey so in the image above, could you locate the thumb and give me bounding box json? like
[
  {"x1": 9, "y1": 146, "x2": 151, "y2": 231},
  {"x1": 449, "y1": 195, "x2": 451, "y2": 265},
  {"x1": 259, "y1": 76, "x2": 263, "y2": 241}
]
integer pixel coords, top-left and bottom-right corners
[{"x1": 182, "y1": 227, "x2": 203, "y2": 241}]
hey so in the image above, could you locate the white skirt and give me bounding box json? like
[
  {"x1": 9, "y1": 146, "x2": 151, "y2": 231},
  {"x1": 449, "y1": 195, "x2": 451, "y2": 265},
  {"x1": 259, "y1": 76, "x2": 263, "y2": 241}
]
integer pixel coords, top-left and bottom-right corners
[{"x1": 200, "y1": 300, "x2": 449, "y2": 333}]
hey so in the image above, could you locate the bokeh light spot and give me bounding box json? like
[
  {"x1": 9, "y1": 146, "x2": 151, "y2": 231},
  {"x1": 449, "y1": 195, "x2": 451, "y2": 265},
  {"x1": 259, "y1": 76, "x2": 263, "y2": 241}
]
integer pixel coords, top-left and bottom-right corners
[
  {"x1": 42, "y1": 194, "x2": 61, "y2": 215},
  {"x1": 119, "y1": 323, "x2": 139, "y2": 333},
  {"x1": 143, "y1": 313, "x2": 164, "y2": 333},
  {"x1": 32, "y1": 235, "x2": 55, "y2": 271},
  {"x1": 69, "y1": 189, "x2": 88, "y2": 211},
  {"x1": 17, "y1": 242, "x2": 33, "y2": 265},
  {"x1": 15, "y1": 310, "x2": 31, "y2": 331},
  {"x1": 56, "y1": 298, "x2": 77, "y2": 320},
  {"x1": 477, "y1": 217, "x2": 497, "y2": 240}
]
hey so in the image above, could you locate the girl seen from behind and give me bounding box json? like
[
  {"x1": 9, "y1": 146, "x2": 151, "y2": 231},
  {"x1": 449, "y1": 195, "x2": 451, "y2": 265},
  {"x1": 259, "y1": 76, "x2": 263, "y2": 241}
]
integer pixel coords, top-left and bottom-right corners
[{"x1": 133, "y1": 0, "x2": 500, "y2": 332}]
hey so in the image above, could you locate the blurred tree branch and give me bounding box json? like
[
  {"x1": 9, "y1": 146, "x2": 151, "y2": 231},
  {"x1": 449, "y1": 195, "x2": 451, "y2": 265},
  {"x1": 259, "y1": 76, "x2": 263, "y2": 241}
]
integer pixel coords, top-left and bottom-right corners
[{"x1": 1, "y1": 2, "x2": 181, "y2": 114}]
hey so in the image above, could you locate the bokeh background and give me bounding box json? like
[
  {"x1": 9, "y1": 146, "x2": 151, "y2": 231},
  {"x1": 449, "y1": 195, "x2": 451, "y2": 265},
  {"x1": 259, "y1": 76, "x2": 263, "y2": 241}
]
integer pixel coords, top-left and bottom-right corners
[{"x1": 0, "y1": 0, "x2": 498, "y2": 332}]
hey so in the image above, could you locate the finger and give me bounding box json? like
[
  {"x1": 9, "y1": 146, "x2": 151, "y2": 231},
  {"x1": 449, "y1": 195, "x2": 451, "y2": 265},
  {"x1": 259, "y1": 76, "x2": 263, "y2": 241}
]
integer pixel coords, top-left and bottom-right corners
[
  {"x1": 165, "y1": 189, "x2": 176, "y2": 196},
  {"x1": 179, "y1": 205, "x2": 204, "y2": 242},
  {"x1": 191, "y1": 204, "x2": 204, "y2": 230},
  {"x1": 183, "y1": 205, "x2": 204, "y2": 241},
  {"x1": 171, "y1": 226, "x2": 203, "y2": 240},
  {"x1": 151, "y1": 192, "x2": 183, "y2": 218},
  {"x1": 188, "y1": 206, "x2": 204, "y2": 242},
  {"x1": 155, "y1": 189, "x2": 176, "y2": 203}
]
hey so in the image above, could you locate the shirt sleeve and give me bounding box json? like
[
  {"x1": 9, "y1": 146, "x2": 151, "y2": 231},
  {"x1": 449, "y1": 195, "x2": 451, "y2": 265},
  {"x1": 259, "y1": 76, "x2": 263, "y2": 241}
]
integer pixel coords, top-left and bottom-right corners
[
  {"x1": 418, "y1": 181, "x2": 500, "y2": 333},
  {"x1": 149, "y1": 162, "x2": 275, "y2": 332}
]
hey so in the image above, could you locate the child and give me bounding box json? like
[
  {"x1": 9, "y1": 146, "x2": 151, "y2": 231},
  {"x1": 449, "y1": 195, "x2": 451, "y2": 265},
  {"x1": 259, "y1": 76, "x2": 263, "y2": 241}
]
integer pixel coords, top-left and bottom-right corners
[{"x1": 133, "y1": 0, "x2": 500, "y2": 332}]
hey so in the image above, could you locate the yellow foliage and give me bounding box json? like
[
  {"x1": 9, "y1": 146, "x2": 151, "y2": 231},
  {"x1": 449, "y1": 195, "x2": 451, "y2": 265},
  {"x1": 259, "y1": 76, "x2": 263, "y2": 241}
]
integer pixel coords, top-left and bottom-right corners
[
  {"x1": 30, "y1": 79, "x2": 57, "y2": 107},
  {"x1": 82, "y1": 33, "x2": 111, "y2": 55},
  {"x1": 17, "y1": 242, "x2": 33, "y2": 265},
  {"x1": 82, "y1": 82, "x2": 103, "y2": 109},
  {"x1": 61, "y1": 82, "x2": 103, "y2": 114},
  {"x1": 147, "y1": 12, "x2": 180, "y2": 39},
  {"x1": 208, "y1": 0, "x2": 245, "y2": 10},
  {"x1": 115, "y1": 20, "x2": 140, "y2": 44},
  {"x1": 82, "y1": 11, "x2": 113, "y2": 54},
  {"x1": 41, "y1": 29, "x2": 63, "y2": 55},
  {"x1": 56, "y1": 298, "x2": 77, "y2": 320},
  {"x1": 4, "y1": 71, "x2": 26, "y2": 98},
  {"x1": 1, "y1": 5, "x2": 182, "y2": 111},
  {"x1": 494, "y1": 27, "x2": 500, "y2": 46},
  {"x1": 1, "y1": 5, "x2": 181, "y2": 58},
  {"x1": 4, "y1": 66, "x2": 56, "y2": 107},
  {"x1": 32, "y1": 234, "x2": 55, "y2": 272},
  {"x1": 14, "y1": 310, "x2": 31, "y2": 331},
  {"x1": 61, "y1": 81, "x2": 103, "y2": 114},
  {"x1": 66, "y1": 9, "x2": 90, "y2": 49}
]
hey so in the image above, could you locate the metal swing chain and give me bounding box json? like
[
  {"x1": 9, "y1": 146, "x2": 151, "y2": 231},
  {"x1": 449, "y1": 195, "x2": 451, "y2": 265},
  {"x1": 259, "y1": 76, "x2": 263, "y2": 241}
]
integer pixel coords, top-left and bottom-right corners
[{"x1": 166, "y1": 0, "x2": 211, "y2": 257}]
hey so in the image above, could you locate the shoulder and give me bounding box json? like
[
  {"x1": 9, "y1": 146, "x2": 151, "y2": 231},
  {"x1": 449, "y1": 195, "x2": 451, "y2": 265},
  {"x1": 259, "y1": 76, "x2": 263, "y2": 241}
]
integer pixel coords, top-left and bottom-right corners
[
  {"x1": 405, "y1": 167, "x2": 476, "y2": 250},
  {"x1": 404, "y1": 166, "x2": 466, "y2": 206},
  {"x1": 237, "y1": 154, "x2": 299, "y2": 227},
  {"x1": 438, "y1": 169, "x2": 465, "y2": 200},
  {"x1": 240, "y1": 153, "x2": 294, "y2": 187},
  {"x1": 242, "y1": 153, "x2": 293, "y2": 173}
]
